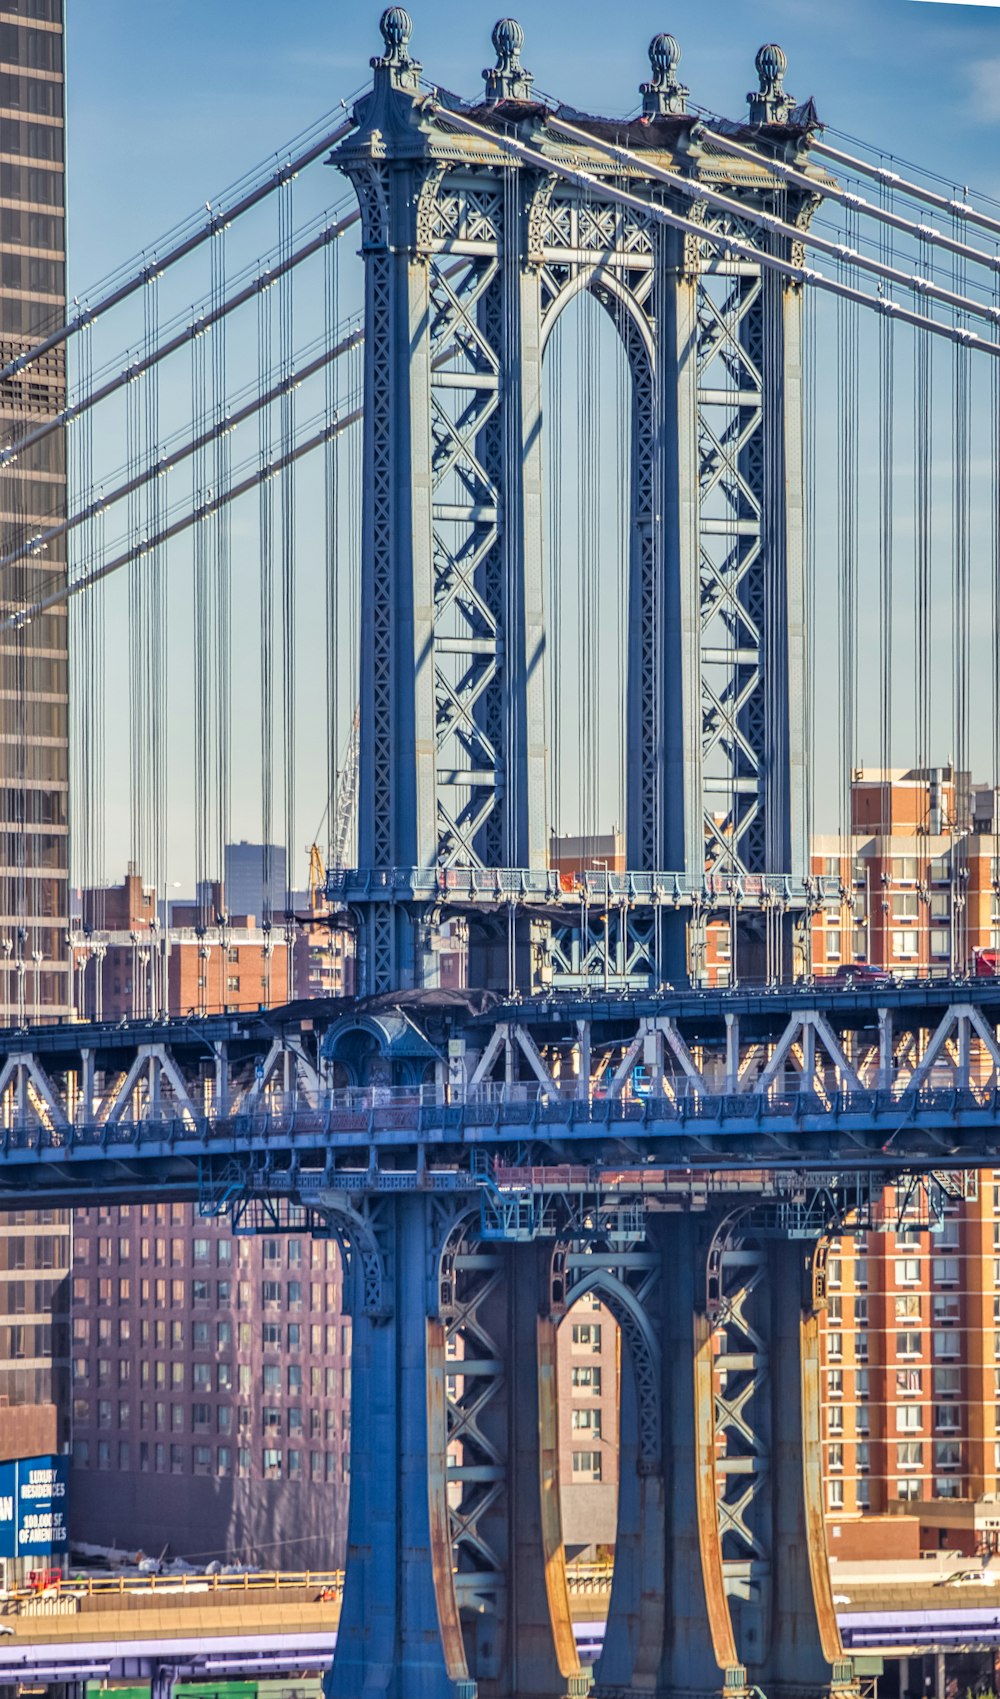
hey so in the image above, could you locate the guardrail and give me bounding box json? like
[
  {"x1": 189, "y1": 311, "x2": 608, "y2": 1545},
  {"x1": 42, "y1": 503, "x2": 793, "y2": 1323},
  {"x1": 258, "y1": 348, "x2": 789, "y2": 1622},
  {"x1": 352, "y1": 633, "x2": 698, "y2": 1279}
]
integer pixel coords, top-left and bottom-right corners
[{"x1": 1, "y1": 1568, "x2": 345, "y2": 1612}]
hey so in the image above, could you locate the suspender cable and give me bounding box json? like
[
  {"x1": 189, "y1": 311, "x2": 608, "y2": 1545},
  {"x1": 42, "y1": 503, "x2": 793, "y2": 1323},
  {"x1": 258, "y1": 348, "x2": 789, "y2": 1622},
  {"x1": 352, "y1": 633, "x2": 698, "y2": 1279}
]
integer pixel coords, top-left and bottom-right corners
[
  {"x1": 1, "y1": 407, "x2": 364, "y2": 633},
  {"x1": 0, "y1": 115, "x2": 358, "y2": 387},
  {"x1": 812, "y1": 136, "x2": 1000, "y2": 242},
  {"x1": 323, "y1": 236, "x2": 339, "y2": 876},
  {"x1": 547, "y1": 116, "x2": 1000, "y2": 308},
  {"x1": 0, "y1": 325, "x2": 364, "y2": 577},
  {"x1": 0, "y1": 210, "x2": 361, "y2": 472},
  {"x1": 144, "y1": 275, "x2": 168, "y2": 1013},
  {"x1": 433, "y1": 107, "x2": 1000, "y2": 361},
  {"x1": 913, "y1": 256, "x2": 934, "y2": 825},
  {"x1": 836, "y1": 230, "x2": 860, "y2": 941},
  {"x1": 258, "y1": 282, "x2": 275, "y2": 940},
  {"x1": 693, "y1": 126, "x2": 1000, "y2": 275},
  {"x1": 803, "y1": 285, "x2": 818, "y2": 980},
  {"x1": 992, "y1": 285, "x2": 1000, "y2": 942},
  {"x1": 278, "y1": 177, "x2": 297, "y2": 993},
  {"x1": 878, "y1": 179, "x2": 896, "y2": 908},
  {"x1": 211, "y1": 227, "x2": 232, "y2": 929},
  {"x1": 545, "y1": 317, "x2": 562, "y2": 843},
  {"x1": 192, "y1": 319, "x2": 211, "y2": 945},
  {"x1": 951, "y1": 217, "x2": 972, "y2": 975}
]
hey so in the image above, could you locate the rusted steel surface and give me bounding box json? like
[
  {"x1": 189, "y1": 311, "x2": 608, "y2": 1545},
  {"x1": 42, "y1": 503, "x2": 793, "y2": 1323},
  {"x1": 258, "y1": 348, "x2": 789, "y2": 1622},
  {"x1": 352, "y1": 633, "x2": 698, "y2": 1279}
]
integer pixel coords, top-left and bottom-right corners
[
  {"x1": 800, "y1": 1304, "x2": 847, "y2": 1666},
  {"x1": 536, "y1": 1316, "x2": 580, "y2": 1679},
  {"x1": 693, "y1": 1308, "x2": 740, "y2": 1672}
]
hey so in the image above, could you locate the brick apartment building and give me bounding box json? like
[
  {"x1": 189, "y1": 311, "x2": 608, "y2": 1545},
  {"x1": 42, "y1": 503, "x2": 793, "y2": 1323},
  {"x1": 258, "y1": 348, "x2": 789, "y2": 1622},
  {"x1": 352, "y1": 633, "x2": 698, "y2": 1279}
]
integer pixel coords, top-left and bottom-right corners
[
  {"x1": 69, "y1": 1207, "x2": 352, "y2": 1566},
  {"x1": 72, "y1": 864, "x2": 354, "y2": 1020}
]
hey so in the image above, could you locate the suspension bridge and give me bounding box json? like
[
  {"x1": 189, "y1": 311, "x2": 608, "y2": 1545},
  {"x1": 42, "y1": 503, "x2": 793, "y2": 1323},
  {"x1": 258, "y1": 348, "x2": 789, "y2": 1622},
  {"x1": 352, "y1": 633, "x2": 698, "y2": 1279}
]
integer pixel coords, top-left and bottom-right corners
[{"x1": 5, "y1": 6, "x2": 1000, "y2": 1696}]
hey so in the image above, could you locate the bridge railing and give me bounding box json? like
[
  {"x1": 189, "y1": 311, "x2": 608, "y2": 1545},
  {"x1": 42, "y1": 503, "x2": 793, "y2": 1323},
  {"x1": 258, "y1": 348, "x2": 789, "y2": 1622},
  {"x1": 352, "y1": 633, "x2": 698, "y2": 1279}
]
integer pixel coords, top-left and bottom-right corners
[
  {"x1": 1, "y1": 1078, "x2": 1000, "y2": 1153},
  {"x1": 0, "y1": 1567, "x2": 345, "y2": 1613}
]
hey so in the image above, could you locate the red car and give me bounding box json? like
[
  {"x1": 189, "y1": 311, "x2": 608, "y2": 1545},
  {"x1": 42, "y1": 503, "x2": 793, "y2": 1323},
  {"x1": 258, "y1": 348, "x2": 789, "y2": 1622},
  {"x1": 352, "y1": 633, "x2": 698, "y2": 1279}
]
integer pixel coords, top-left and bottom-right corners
[{"x1": 832, "y1": 962, "x2": 894, "y2": 988}]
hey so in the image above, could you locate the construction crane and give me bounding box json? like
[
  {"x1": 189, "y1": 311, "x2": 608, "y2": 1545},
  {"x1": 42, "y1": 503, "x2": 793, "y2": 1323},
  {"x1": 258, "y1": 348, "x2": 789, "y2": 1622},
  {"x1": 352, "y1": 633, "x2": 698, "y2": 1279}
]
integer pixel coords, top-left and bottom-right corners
[
  {"x1": 306, "y1": 708, "x2": 360, "y2": 907},
  {"x1": 330, "y1": 706, "x2": 360, "y2": 872}
]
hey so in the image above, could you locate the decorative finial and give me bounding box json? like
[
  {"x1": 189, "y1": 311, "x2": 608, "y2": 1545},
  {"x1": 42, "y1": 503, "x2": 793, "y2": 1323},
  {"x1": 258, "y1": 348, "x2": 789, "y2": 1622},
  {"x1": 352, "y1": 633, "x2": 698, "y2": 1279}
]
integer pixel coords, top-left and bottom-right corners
[
  {"x1": 640, "y1": 32, "x2": 689, "y2": 117},
  {"x1": 748, "y1": 42, "x2": 794, "y2": 125},
  {"x1": 483, "y1": 17, "x2": 534, "y2": 102},
  {"x1": 372, "y1": 7, "x2": 421, "y2": 92}
]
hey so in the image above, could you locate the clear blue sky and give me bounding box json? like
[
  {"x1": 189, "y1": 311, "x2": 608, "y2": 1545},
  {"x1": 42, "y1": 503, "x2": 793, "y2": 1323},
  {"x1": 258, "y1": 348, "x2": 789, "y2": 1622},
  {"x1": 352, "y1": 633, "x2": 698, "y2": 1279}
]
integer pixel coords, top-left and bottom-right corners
[{"x1": 66, "y1": 1, "x2": 1000, "y2": 292}]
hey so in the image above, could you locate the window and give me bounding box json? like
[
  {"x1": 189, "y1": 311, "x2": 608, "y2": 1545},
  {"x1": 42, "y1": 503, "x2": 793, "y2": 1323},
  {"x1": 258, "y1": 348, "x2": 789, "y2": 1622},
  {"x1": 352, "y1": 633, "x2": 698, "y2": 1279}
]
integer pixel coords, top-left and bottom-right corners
[
  {"x1": 891, "y1": 892, "x2": 918, "y2": 920},
  {"x1": 827, "y1": 1331, "x2": 843, "y2": 1362},
  {"x1": 935, "y1": 1368, "x2": 961, "y2": 1396},
  {"x1": 930, "y1": 929, "x2": 950, "y2": 958},
  {"x1": 896, "y1": 1331, "x2": 922, "y2": 1358},
  {"x1": 896, "y1": 1442, "x2": 923, "y2": 1469},
  {"x1": 827, "y1": 1444, "x2": 843, "y2": 1472},
  {"x1": 827, "y1": 1370, "x2": 844, "y2": 1399},
  {"x1": 856, "y1": 1479, "x2": 871, "y2": 1509},
  {"x1": 827, "y1": 1405, "x2": 844, "y2": 1434},
  {"x1": 217, "y1": 1446, "x2": 232, "y2": 1477},
  {"x1": 827, "y1": 1258, "x2": 842, "y2": 1288},
  {"x1": 192, "y1": 1403, "x2": 211, "y2": 1431},
  {"x1": 170, "y1": 1445, "x2": 185, "y2": 1474},
  {"x1": 934, "y1": 1330, "x2": 961, "y2": 1360},
  {"x1": 263, "y1": 1407, "x2": 281, "y2": 1433},
  {"x1": 191, "y1": 1279, "x2": 209, "y2": 1304},
  {"x1": 193, "y1": 1446, "x2": 212, "y2": 1476},
  {"x1": 935, "y1": 1405, "x2": 961, "y2": 1432},
  {"x1": 262, "y1": 1281, "x2": 281, "y2": 1306},
  {"x1": 263, "y1": 1449, "x2": 282, "y2": 1479},
  {"x1": 263, "y1": 1322, "x2": 281, "y2": 1349},
  {"x1": 571, "y1": 1366, "x2": 602, "y2": 1393},
  {"x1": 572, "y1": 1408, "x2": 602, "y2": 1436},
  {"x1": 193, "y1": 1239, "x2": 210, "y2": 1263},
  {"x1": 217, "y1": 1320, "x2": 232, "y2": 1350},
  {"x1": 896, "y1": 1404, "x2": 923, "y2": 1431},
  {"x1": 571, "y1": 1450, "x2": 602, "y2": 1482},
  {"x1": 895, "y1": 1259, "x2": 921, "y2": 1286},
  {"x1": 192, "y1": 1363, "x2": 211, "y2": 1391},
  {"x1": 854, "y1": 1257, "x2": 869, "y2": 1288},
  {"x1": 217, "y1": 1363, "x2": 232, "y2": 1392},
  {"x1": 856, "y1": 1442, "x2": 870, "y2": 1474},
  {"x1": 935, "y1": 1476, "x2": 961, "y2": 1498},
  {"x1": 934, "y1": 1295, "x2": 960, "y2": 1324},
  {"x1": 192, "y1": 1321, "x2": 209, "y2": 1350},
  {"x1": 827, "y1": 1478, "x2": 844, "y2": 1509},
  {"x1": 263, "y1": 1364, "x2": 280, "y2": 1392},
  {"x1": 288, "y1": 1365, "x2": 302, "y2": 1395},
  {"x1": 935, "y1": 1441, "x2": 962, "y2": 1471},
  {"x1": 896, "y1": 1368, "x2": 922, "y2": 1396},
  {"x1": 571, "y1": 1324, "x2": 602, "y2": 1352}
]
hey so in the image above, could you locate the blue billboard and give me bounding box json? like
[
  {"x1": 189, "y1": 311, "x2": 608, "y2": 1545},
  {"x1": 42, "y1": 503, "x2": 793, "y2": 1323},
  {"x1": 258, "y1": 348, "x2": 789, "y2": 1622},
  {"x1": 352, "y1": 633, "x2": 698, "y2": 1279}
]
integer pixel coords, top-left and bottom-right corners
[{"x1": 0, "y1": 1455, "x2": 68, "y2": 1558}]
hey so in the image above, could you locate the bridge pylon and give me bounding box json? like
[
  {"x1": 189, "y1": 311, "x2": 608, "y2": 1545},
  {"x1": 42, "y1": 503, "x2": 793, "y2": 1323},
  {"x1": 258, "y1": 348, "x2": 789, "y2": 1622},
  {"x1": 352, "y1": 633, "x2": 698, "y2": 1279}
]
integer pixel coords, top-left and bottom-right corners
[{"x1": 330, "y1": 10, "x2": 828, "y2": 997}]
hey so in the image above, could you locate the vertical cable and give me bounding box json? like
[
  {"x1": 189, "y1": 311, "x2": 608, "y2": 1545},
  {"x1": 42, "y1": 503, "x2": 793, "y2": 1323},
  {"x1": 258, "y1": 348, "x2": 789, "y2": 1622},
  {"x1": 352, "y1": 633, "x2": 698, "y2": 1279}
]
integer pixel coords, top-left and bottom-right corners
[
  {"x1": 277, "y1": 177, "x2": 297, "y2": 994},
  {"x1": 951, "y1": 206, "x2": 971, "y2": 975}
]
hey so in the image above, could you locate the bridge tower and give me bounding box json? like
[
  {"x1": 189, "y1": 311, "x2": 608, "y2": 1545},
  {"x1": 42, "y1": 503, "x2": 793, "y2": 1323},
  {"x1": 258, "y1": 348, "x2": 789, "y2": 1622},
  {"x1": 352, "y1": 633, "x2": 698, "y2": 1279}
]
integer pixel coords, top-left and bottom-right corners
[{"x1": 332, "y1": 12, "x2": 823, "y2": 996}]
